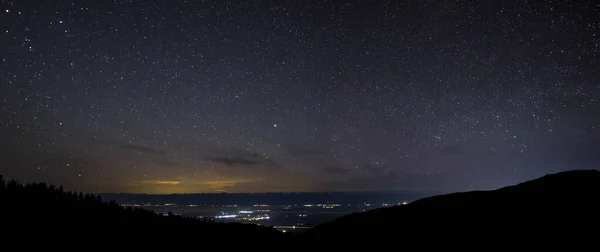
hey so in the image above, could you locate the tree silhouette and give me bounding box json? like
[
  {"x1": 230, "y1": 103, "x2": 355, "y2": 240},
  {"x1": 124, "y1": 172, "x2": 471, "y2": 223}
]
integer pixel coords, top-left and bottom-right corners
[{"x1": 0, "y1": 175, "x2": 285, "y2": 247}]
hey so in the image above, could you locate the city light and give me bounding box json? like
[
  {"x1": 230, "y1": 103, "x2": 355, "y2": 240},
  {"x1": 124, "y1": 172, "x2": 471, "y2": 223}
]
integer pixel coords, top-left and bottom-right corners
[
  {"x1": 216, "y1": 215, "x2": 237, "y2": 219},
  {"x1": 236, "y1": 215, "x2": 270, "y2": 221},
  {"x1": 113, "y1": 199, "x2": 410, "y2": 228}
]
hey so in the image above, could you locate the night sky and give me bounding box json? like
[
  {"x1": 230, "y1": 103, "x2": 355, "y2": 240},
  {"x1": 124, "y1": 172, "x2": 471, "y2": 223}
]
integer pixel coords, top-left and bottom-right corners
[{"x1": 1, "y1": 1, "x2": 598, "y2": 194}]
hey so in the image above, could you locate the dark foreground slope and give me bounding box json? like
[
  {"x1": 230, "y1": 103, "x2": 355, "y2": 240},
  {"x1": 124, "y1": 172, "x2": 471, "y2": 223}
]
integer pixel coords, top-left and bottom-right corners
[
  {"x1": 0, "y1": 176, "x2": 285, "y2": 248},
  {"x1": 2, "y1": 170, "x2": 599, "y2": 248},
  {"x1": 306, "y1": 170, "x2": 600, "y2": 247}
]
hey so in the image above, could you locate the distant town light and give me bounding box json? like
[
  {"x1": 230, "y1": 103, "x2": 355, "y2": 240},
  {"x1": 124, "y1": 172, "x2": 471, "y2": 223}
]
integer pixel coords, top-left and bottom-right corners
[{"x1": 215, "y1": 214, "x2": 237, "y2": 219}]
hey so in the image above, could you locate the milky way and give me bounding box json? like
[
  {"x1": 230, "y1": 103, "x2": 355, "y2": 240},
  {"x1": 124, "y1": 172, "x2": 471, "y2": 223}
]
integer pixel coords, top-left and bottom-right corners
[{"x1": 0, "y1": 0, "x2": 598, "y2": 193}]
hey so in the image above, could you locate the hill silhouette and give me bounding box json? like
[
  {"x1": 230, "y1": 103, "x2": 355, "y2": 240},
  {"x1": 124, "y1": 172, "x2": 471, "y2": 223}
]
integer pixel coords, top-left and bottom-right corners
[
  {"x1": 305, "y1": 170, "x2": 600, "y2": 247},
  {"x1": 2, "y1": 170, "x2": 599, "y2": 248},
  {"x1": 0, "y1": 175, "x2": 285, "y2": 248}
]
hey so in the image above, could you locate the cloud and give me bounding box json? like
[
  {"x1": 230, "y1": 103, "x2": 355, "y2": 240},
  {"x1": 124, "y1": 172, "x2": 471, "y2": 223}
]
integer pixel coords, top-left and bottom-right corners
[
  {"x1": 204, "y1": 149, "x2": 277, "y2": 167},
  {"x1": 204, "y1": 179, "x2": 261, "y2": 192},
  {"x1": 121, "y1": 144, "x2": 166, "y2": 155},
  {"x1": 284, "y1": 143, "x2": 327, "y2": 157},
  {"x1": 124, "y1": 178, "x2": 263, "y2": 193},
  {"x1": 120, "y1": 143, "x2": 185, "y2": 168}
]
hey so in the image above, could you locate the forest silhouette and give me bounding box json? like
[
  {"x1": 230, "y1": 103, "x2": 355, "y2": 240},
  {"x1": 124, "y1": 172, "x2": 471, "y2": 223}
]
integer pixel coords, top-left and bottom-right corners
[{"x1": 0, "y1": 175, "x2": 285, "y2": 248}]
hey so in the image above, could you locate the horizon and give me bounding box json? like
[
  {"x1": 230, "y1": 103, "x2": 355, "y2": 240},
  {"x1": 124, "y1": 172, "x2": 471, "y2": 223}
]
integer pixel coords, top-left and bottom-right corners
[
  {"x1": 1, "y1": 172, "x2": 441, "y2": 195},
  {"x1": 7, "y1": 169, "x2": 598, "y2": 195},
  {"x1": 1, "y1": 1, "x2": 598, "y2": 194},
  {"x1": 3, "y1": 160, "x2": 599, "y2": 246},
  {"x1": 96, "y1": 189, "x2": 441, "y2": 195}
]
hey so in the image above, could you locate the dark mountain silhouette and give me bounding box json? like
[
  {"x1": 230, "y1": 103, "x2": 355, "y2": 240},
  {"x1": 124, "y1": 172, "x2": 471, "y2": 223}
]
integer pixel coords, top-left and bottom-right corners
[
  {"x1": 0, "y1": 175, "x2": 285, "y2": 248},
  {"x1": 2, "y1": 170, "x2": 599, "y2": 248},
  {"x1": 305, "y1": 170, "x2": 600, "y2": 247}
]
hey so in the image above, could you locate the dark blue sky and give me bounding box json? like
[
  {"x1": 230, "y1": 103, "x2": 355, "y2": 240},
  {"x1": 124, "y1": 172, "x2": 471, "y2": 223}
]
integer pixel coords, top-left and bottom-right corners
[{"x1": 0, "y1": 0, "x2": 598, "y2": 193}]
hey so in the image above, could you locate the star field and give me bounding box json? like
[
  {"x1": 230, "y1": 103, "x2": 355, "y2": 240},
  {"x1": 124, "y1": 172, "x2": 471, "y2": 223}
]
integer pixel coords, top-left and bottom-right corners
[{"x1": 0, "y1": 0, "x2": 598, "y2": 193}]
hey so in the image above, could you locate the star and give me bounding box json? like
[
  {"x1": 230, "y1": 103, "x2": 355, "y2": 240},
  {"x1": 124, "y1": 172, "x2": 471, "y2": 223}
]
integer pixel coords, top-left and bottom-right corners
[{"x1": 0, "y1": 0, "x2": 596, "y2": 194}]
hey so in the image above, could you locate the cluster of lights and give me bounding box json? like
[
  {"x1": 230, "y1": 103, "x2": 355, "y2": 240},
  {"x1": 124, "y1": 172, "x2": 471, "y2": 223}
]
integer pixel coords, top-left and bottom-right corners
[
  {"x1": 122, "y1": 203, "x2": 176, "y2": 207},
  {"x1": 274, "y1": 225, "x2": 310, "y2": 232},
  {"x1": 121, "y1": 204, "x2": 142, "y2": 207},
  {"x1": 303, "y1": 204, "x2": 341, "y2": 208},
  {"x1": 215, "y1": 214, "x2": 238, "y2": 219},
  {"x1": 126, "y1": 203, "x2": 246, "y2": 208},
  {"x1": 215, "y1": 213, "x2": 270, "y2": 221},
  {"x1": 236, "y1": 215, "x2": 270, "y2": 221}
]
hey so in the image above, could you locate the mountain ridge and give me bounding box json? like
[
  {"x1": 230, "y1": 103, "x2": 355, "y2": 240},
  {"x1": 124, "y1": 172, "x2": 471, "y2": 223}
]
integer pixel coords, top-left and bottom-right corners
[
  {"x1": 305, "y1": 169, "x2": 600, "y2": 246},
  {"x1": 2, "y1": 170, "x2": 598, "y2": 248}
]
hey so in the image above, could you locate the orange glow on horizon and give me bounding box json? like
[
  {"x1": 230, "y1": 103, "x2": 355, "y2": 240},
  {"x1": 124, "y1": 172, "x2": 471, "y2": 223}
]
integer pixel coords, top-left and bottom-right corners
[
  {"x1": 143, "y1": 180, "x2": 181, "y2": 185},
  {"x1": 105, "y1": 177, "x2": 268, "y2": 194}
]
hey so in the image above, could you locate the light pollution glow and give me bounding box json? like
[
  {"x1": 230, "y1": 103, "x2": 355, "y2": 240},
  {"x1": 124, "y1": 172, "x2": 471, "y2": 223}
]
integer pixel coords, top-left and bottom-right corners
[
  {"x1": 140, "y1": 180, "x2": 181, "y2": 185},
  {"x1": 97, "y1": 178, "x2": 268, "y2": 194}
]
